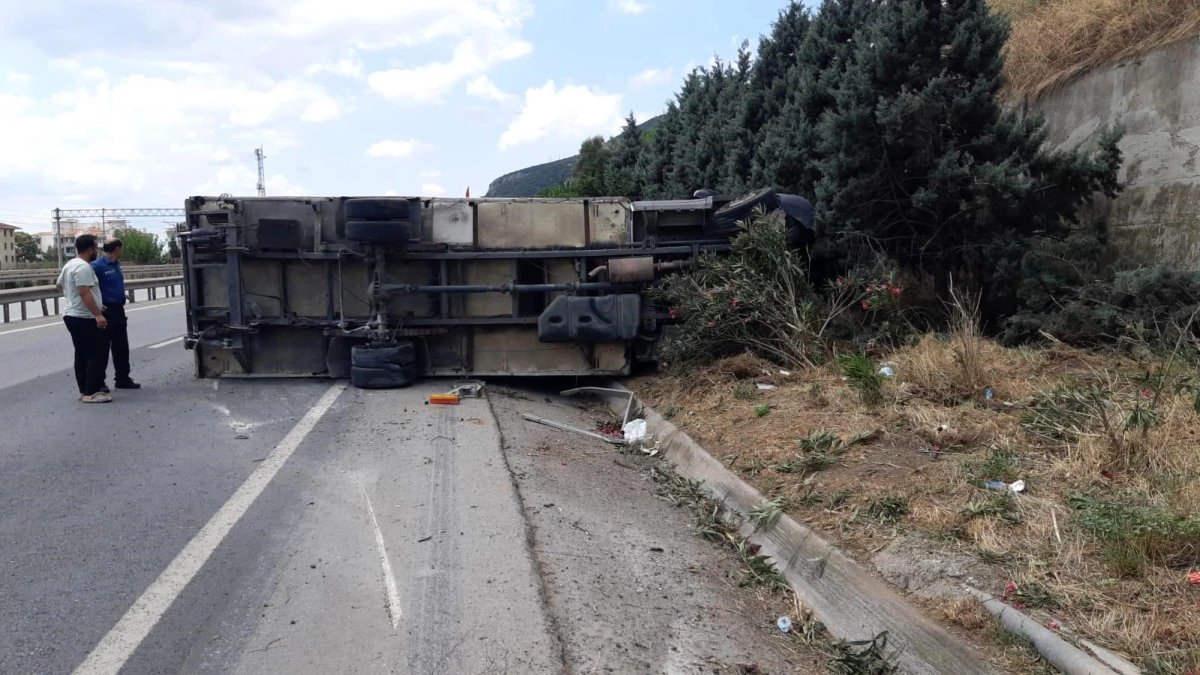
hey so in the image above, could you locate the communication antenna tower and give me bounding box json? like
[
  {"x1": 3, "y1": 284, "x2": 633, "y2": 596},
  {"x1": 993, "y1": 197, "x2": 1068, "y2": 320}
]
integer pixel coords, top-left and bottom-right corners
[{"x1": 255, "y1": 147, "x2": 266, "y2": 197}]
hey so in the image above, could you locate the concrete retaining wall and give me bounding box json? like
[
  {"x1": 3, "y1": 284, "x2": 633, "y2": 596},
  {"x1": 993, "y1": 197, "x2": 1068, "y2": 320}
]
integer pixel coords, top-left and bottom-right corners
[{"x1": 1029, "y1": 36, "x2": 1200, "y2": 269}]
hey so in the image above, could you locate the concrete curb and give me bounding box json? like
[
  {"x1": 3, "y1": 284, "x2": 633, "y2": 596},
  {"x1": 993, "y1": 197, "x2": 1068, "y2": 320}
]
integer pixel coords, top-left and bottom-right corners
[
  {"x1": 967, "y1": 588, "x2": 1133, "y2": 675},
  {"x1": 600, "y1": 383, "x2": 1135, "y2": 675},
  {"x1": 598, "y1": 383, "x2": 994, "y2": 674}
]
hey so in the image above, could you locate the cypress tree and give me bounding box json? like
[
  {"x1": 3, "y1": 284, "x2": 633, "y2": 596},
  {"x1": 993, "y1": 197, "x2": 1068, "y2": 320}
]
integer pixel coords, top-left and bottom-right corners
[{"x1": 811, "y1": 0, "x2": 1121, "y2": 316}]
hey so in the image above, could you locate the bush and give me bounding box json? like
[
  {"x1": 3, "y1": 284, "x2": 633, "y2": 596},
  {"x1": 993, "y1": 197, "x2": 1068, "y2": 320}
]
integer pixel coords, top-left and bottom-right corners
[
  {"x1": 1004, "y1": 267, "x2": 1200, "y2": 349},
  {"x1": 653, "y1": 212, "x2": 859, "y2": 369},
  {"x1": 1069, "y1": 494, "x2": 1200, "y2": 574}
]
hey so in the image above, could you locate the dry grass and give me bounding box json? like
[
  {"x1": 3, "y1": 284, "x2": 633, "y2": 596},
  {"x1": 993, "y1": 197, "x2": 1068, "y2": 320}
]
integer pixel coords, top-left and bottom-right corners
[
  {"x1": 630, "y1": 330, "x2": 1200, "y2": 673},
  {"x1": 994, "y1": 0, "x2": 1200, "y2": 101}
]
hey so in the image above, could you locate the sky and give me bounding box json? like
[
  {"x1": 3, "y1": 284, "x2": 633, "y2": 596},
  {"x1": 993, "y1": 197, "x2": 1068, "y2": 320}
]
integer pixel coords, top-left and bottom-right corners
[{"x1": 0, "y1": 0, "x2": 800, "y2": 238}]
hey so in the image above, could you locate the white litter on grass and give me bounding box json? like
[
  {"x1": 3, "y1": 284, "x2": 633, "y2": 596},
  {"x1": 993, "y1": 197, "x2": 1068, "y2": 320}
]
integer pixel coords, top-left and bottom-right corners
[
  {"x1": 756, "y1": 383, "x2": 777, "y2": 391},
  {"x1": 1009, "y1": 480, "x2": 1026, "y2": 494},
  {"x1": 879, "y1": 366, "x2": 896, "y2": 378}
]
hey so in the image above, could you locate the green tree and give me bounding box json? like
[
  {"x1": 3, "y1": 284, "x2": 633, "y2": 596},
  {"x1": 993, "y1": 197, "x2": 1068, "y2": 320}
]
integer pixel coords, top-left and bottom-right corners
[
  {"x1": 167, "y1": 236, "x2": 181, "y2": 261},
  {"x1": 112, "y1": 228, "x2": 164, "y2": 264},
  {"x1": 14, "y1": 231, "x2": 41, "y2": 263},
  {"x1": 573, "y1": 136, "x2": 613, "y2": 197},
  {"x1": 537, "y1": 182, "x2": 583, "y2": 198},
  {"x1": 607, "y1": 112, "x2": 646, "y2": 198},
  {"x1": 42, "y1": 245, "x2": 58, "y2": 262},
  {"x1": 810, "y1": 0, "x2": 1121, "y2": 317}
]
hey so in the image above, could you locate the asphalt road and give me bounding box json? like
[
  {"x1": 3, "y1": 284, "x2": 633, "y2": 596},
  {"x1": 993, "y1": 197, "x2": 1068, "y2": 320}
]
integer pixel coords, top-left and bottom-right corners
[{"x1": 0, "y1": 304, "x2": 814, "y2": 674}]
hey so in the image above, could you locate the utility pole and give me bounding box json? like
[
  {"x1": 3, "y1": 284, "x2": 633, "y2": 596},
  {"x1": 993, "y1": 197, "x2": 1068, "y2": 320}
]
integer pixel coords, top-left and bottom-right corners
[
  {"x1": 255, "y1": 147, "x2": 266, "y2": 197},
  {"x1": 53, "y1": 208, "x2": 62, "y2": 268}
]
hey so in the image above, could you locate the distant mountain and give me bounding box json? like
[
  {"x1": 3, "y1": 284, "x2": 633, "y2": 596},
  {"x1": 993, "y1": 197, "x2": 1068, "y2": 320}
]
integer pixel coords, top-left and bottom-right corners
[
  {"x1": 485, "y1": 156, "x2": 577, "y2": 198},
  {"x1": 485, "y1": 115, "x2": 664, "y2": 198}
]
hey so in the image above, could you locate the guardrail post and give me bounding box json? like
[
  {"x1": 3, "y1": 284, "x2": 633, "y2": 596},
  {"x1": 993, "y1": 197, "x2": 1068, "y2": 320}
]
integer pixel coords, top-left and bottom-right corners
[
  {"x1": 3, "y1": 303, "x2": 8, "y2": 323},
  {"x1": 40, "y1": 299, "x2": 48, "y2": 317},
  {"x1": 150, "y1": 287, "x2": 156, "y2": 301},
  {"x1": 127, "y1": 289, "x2": 135, "y2": 304},
  {"x1": 20, "y1": 301, "x2": 27, "y2": 321}
]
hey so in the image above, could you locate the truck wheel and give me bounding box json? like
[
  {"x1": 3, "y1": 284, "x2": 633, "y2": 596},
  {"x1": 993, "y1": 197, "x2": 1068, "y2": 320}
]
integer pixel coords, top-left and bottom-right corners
[
  {"x1": 351, "y1": 364, "x2": 416, "y2": 389},
  {"x1": 346, "y1": 220, "x2": 412, "y2": 244},
  {"x1": 352, "y1": 341, "x2": 417, "y2": 368},
  {"x1": 344, "y1": 198, "x2": 412, "y2": 221}
]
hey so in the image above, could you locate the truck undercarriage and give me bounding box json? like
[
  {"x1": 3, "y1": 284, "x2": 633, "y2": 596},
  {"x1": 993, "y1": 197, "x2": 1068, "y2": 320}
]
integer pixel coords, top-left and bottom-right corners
[{"x1": 180, "y1": 190, "x2": 810, "y2": 387}]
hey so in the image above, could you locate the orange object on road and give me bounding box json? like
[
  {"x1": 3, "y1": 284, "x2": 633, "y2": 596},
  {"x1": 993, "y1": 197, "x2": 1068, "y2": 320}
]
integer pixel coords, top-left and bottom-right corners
[{"x1": 429, "y1": 393, "x2": 460, "y2": 405}]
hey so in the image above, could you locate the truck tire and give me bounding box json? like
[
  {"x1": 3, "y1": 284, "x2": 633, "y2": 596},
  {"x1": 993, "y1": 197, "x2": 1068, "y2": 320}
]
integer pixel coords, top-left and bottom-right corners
[
  {"x1": 344, "y1": 198, "x2": 412, "y2": 221},
  {"x1": 351, "y1": 364, "x2": 416, "y2": 389},
  {"x1": 345, "y1": 220, "x2": 412, "y2": 244},
  {"x1": 352, "y1": 341, "x2": 417, "y2": 368}
]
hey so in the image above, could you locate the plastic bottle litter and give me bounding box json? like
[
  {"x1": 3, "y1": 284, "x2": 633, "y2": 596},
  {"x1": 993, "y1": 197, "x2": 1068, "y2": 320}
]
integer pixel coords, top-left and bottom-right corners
[
  {"x1": 756, "y1": 383, "x2": 777, "y2": 391},
  {"x1": 776, "y1": 616, "x2": 793, "y2": 634},
  {"x1": 985, "y1": 479, "x2": 1026, "y2": 493},
  {"x1": 879, "y1": 366, "x2": 896, "y2": 378},
  {"x1": 984, "y1": 386, "x2": 995, "y2": 400}
]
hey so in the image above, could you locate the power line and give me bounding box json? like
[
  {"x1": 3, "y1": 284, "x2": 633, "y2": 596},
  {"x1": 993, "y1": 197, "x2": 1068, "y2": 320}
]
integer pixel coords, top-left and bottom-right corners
[{"x1": 52, "y1": 208, "x2": 186, "y2": 218}]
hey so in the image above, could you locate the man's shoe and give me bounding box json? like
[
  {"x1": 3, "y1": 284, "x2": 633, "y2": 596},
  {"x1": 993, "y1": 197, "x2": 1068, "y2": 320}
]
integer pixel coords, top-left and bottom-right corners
[
  {"x1": 115, "y1": 380, "x2": 141, "y2": 390},
  {"x1": 81, "y1": 392, "x2": 113, "y2": 403},
  {"x1": 99, "y1": 385, "x2": 111, "y2": 394}
]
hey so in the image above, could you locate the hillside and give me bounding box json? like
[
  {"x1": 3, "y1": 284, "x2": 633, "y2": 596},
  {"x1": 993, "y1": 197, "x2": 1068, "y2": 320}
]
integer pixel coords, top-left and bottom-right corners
[
  {"x1": 485, "y1": 115, "x2": 663, "y2": 198},
  {"x1": 485, "y1": 156, "x2": 576, "y2": 198}
]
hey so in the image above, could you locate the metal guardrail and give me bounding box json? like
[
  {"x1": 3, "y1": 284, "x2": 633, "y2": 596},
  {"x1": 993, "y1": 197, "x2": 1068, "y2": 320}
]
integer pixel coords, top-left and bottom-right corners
[
  {"x1": 0, "y1": 276, "x2": 183, "y2": 324},
  {"x1": 0, "y1": 264, "x2": 182, "y2": 284}
]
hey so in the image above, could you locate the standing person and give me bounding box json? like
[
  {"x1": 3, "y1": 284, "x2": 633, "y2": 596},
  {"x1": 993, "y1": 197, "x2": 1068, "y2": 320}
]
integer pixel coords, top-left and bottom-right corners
[
  {"x1": 56, "y1": 234, "x2": 111, "y2": 403},
  {"x1": 93, "y1": 239, "x2": 141, "y2": 390}
]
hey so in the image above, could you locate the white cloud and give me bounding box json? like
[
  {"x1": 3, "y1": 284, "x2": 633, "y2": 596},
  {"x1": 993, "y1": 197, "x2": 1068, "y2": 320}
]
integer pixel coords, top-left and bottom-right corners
[
  {"x1": 0, "y1": 0, "x2": 536, "y2": 214},
  {"x1": 365, "y1": 139, "x2": 431, "y2": 158},
  {"x1": 305, "y1": 54, "x2": 364, "y2": 80},
  {"x1": 193, "y1": 164, "x2": 307, "y2": 197},
  {"x1": 419, "y1": 169, "x2": 442, "y2": 179},
  {"x1": 629, "y1": 67, "x2": 673, "y2": 89},
  {"x1": 368, "y1": 38, "x2": 531, "y2": 105},
  {"x1": 466, "y1": 75, "x2": 512, "y2": 103},
  {"x1": 499, "y1": 81, "x2": 624, "y2": 149},
  {"x1": 301, "y1": 97, "x2": 341, "y2": 122},
  {"x1": 611, "y1": 0, "x2": 648, "y2": 15},
  {"x1": 421, "y1": 183, "x2": 446, "y2": 196}
]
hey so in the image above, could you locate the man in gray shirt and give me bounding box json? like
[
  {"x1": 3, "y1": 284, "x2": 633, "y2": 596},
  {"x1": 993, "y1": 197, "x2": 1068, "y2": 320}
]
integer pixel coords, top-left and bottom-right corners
[{"x1": 56, "y1": 234, "x2": 112, "y2": 403}]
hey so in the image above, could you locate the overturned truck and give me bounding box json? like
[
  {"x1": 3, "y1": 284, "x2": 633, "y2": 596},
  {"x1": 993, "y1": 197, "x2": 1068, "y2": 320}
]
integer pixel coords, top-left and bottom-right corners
[{"x1": 180, "y1": 190, "x2": 812, "y2": 388}]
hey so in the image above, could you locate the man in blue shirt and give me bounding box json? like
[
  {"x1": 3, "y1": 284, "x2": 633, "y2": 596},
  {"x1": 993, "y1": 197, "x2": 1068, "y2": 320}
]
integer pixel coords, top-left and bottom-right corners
[{"x1": 92, "y1": 239, "x2": 141, "y2": 390}]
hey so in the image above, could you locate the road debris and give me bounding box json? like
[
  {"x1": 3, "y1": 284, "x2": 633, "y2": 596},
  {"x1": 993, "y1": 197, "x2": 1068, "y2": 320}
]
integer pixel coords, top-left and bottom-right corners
[
  {"x1": 984, "y1": 479, "x2": 1026, "y2": 494},
  {"x1": 561, "y1": 386, "x2": 636, "y2": 427},
  {"x1": 776, "y1": 616, "x2": 793, "y2": 634},
  {"x1": 1188, "y1": 571, "x2": 1200, "y2": 585},
  {"x1": 756, "y1": 383, "x2": 777, "y2": 391},
  {"x1": 622, "y1": 419, "x2": 648, "y2": 444},
  {"x1": 522, "y1": 413, "x2": 624, "y2": 445}
]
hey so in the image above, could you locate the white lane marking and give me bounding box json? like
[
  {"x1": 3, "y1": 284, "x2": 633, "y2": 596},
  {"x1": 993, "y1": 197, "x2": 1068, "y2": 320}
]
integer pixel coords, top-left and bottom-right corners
[
  {"x1": 0, "y1": 300, "x2": 183, "y2": 337},
  {"x1": 358, "y1": 483, "x2": 403, "y2": 629},
  {"x1": 148, "y1": 336, "x2": 184, "y2": 349},
  {"x1": 73, "y1": 383, "x2": 347, "y2": 675},
  {"x1": 126, "y1": 300, "x2": 183, "y2": 314}
]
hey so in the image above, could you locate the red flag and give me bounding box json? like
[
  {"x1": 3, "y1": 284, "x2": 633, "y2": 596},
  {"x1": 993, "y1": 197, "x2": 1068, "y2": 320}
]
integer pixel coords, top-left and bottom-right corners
[{"x1": 465, "y1": 186, "x2": 471, "y2": 198}]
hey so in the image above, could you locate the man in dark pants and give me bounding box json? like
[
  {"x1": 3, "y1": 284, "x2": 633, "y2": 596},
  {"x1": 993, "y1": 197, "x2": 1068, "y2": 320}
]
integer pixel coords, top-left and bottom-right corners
[
  {"x1": 93, "y1": 238, "x2": 141, "y2": 390},
  {"x1": 55, "y1": 234, "x2": 111, "y2": 403}
]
